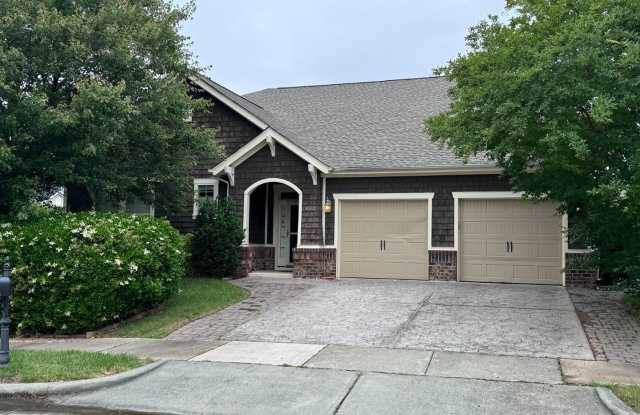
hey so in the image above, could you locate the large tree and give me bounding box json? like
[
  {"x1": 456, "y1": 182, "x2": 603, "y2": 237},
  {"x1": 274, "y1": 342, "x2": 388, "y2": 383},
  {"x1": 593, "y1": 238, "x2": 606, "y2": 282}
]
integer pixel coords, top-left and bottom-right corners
[
  {"x1": 426, "y1": 0, "x2": 640, "y2": 289},
  {"x1": 0, "y1": 0, "x2": 218, "y2": 215}
]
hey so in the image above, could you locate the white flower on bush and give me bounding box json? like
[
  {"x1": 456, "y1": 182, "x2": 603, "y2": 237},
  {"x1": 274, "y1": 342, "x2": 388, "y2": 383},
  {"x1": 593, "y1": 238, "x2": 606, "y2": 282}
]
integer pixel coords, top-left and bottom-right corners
[
  {"x1": 129, "y1": 263, "x2": 138, "y2": 273},
  {"x1": 81, "y1": 227, "x2": 96, "y2": 239},
  {"x1": 64, "y1": 311, "x2": 71, "y2": 317},
  {"x1": 114, "y1": 258, "x2": 122, "y2": 266},
  {"x1": 0, "y1": 223, "x2": 10, "y2": 228},
  {"x1": 143, "y1": 248, "x2": 150, "y2": 255}
]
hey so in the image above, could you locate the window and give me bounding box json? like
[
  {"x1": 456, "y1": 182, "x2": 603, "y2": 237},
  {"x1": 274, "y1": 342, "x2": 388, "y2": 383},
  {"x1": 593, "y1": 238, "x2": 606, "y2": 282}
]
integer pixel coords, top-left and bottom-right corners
[{"x1": 193, "y1": 178, "x2": 219, "y2": 218}]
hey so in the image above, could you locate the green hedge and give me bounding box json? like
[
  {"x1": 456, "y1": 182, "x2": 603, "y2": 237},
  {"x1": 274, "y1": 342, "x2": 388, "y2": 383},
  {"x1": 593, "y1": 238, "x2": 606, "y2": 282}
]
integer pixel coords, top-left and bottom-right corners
[
  {"x1": 190, "y1": 199, "x2": 244, "y2": 278},
  {"x1": 0, "y1": 210, "x2": 185, "y2": 334}
]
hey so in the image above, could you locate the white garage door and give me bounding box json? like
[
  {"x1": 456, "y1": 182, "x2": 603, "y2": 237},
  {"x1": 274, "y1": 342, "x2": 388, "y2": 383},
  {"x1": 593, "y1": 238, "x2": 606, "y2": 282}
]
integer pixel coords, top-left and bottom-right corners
[
  {"x1": 339, "y1": 199, "x2": 428, "y2": 279},
  {"x1": 460, "y1": 199, "x2": 563, "y2": 285}
]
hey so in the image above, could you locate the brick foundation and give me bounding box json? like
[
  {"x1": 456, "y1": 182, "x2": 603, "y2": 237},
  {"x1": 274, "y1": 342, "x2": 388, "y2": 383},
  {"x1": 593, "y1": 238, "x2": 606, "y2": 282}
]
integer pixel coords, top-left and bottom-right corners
[
  {"x1": 565, "y1": 252, "x2": 598, "y2": 288},
  {"x1": 428, "y1": 250, "x2": 457, "y2": 281},
  {"x1": 293, "y1": 248, "x2": 336, "y2": 279},
  {"x1": 238, "y1": 245, "x2": 275, "y2": 278}
]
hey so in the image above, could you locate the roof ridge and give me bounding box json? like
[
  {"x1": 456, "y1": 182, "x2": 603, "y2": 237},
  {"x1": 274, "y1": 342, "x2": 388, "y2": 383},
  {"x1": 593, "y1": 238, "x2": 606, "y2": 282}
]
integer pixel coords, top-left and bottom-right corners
[{"x1": 265, "y1": 75, "x2": 445, "y2": 91}]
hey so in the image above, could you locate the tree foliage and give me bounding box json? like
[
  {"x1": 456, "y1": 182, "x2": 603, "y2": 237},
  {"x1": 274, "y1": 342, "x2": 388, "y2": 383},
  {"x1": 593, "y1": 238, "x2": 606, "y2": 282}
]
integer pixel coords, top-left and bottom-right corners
[
  {"x1": 426, "y1": 0, "x2": 640, "y2": 290},
  {"x1": 0, "y1": 0, "x2": 219, "y2": 215}
]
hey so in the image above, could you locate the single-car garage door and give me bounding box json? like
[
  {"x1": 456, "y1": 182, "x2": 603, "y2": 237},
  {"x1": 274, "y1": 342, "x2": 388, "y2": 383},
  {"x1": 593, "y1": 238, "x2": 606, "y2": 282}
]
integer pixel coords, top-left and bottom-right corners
[
  {"x1": 460, "y1": 199, "x2": 563, "y2": 285},
  {"x1": 339, "y1": 199, "x2": 428, "y2": 279}
]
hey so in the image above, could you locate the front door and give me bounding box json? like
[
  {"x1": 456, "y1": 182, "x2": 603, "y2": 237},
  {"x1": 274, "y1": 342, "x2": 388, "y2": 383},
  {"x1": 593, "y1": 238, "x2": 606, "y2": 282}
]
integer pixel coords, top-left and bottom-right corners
[{"x1": 276, "y1": 199, "x2": 298, "y2": 268}]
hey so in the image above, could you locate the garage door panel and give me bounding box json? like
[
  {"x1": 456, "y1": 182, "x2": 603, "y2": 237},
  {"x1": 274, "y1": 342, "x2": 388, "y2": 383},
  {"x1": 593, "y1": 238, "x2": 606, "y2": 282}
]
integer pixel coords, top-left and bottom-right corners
[
  {"x1": 462, "y1": 239, "x2": 485, "y2": 257},
  {"x1": 510, "y1": 241, "x2": 538, "y2": 258},
  {"x1": 486, "y1": 263, "x2": 514, "y2": 280},
  {"x1": 340, "y1": 199, "x2": 428, "y2": 280},
  {"x1": 486, "y1": 240, "x2": 510, "y2": 257},
  {"x1": 486, "y1": 221, "x2": 511, "y2": 236},
  {"x1": 460, "y1": 199, "x2": 562, "y2": 285},
  {"x1": 379, "y1": 260, "x2": 427, "y2": 279}
]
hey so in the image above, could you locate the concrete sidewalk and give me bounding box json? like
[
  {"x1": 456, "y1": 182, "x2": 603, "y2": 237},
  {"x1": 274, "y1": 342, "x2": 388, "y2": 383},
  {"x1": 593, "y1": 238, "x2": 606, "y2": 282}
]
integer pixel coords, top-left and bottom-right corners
[
  {"x1": 7, "y1": 338, "x2": 636, "y2": 414},
  {"x1": 44, "y1": 361, "x2": 610, "y2": 415},
  {"x1": 13, "y1": 337, "x2": 640, "y2": 386}
]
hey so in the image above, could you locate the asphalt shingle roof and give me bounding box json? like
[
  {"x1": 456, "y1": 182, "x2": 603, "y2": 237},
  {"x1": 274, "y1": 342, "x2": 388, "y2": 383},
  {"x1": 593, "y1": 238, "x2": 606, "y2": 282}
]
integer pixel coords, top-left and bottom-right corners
[{"x1": 200, "y1": 75, "x2": 494, "y2": 171}]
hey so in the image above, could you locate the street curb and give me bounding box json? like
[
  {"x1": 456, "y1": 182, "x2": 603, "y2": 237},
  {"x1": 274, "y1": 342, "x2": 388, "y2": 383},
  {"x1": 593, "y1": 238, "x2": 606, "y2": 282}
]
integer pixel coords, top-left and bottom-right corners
[
  {"x1": 596, "y1": 387, "x2": 639, "y2": 415},
  {"x1": 0, "y1": 361, "x2": 165, "y2": 398}
]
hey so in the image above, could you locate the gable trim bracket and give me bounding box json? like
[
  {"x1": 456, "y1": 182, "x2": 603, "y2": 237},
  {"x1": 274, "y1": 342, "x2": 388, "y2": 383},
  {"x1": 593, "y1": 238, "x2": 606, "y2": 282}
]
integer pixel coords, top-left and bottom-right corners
[
  {"x1": 224, "y1": 166, "x2": 235, "y2": 186},
  {"x1": 210, "y1": 128, "x2": 332, "y2": 178},
  {"x1": 308, "y1": 164, "x2": 318, "y2": 185},
  {"x1": 266, "y1": 136, "x2": 276, "y2": 157}
]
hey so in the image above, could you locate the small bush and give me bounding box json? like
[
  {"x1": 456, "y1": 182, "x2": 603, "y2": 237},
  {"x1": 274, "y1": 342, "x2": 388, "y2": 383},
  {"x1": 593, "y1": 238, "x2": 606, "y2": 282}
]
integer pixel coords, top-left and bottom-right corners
[
  {"x1": 0, "y1": 209, "x2": 185, "y2": 334},
  {"x1": 190, "y1": 199, "x2": 244, "y2": 278}
]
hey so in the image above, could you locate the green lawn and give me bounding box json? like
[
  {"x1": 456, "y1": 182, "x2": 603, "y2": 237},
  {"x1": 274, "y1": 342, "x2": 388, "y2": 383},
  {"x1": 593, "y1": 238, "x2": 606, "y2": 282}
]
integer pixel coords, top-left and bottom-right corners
[
  {"x1": 0, "y1": 350, "x2": 144, "y2": 383},
  {"x1": 100, "y1": 278, "x2": 247, "y2": 338},
  {"x1": 600, "y1": 384, "x2": 640, "y2": 411},
  {"x1": 626, "y1": 295, "x2": 640, "y2": 320}
]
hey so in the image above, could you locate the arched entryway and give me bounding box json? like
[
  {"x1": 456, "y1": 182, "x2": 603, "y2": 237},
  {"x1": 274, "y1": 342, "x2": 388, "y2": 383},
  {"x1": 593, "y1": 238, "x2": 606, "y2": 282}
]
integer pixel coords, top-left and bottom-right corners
[{"x1": 243, "y1": 178, "x2": 302, "y2": 270}]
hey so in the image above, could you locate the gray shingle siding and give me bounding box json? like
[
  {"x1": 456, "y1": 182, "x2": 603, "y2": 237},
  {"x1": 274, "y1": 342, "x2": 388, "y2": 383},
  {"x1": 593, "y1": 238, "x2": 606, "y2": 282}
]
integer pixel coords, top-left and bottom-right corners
[
  {"x1": 325, "y1": 175, "x2": 511, "y2": 246},
  {"x1": 229, "y1": 144, "x2": 323, "y2": 245},
  {"x1": 168, "y1": 91, "x2": 262, "y2": 233}
]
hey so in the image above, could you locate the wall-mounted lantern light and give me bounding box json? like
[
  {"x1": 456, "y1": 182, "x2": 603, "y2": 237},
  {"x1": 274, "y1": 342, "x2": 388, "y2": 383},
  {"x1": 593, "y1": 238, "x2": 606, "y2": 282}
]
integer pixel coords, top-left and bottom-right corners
[{"x1": 323, "y1": 199, "x2": 333, "y2": 214}]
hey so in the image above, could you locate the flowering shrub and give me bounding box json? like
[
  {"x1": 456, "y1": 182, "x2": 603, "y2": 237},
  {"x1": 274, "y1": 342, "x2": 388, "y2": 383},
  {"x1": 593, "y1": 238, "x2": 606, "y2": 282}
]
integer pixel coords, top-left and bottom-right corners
[{"x1": 0, "y1": 210, "x2": 185, "y2": 334}]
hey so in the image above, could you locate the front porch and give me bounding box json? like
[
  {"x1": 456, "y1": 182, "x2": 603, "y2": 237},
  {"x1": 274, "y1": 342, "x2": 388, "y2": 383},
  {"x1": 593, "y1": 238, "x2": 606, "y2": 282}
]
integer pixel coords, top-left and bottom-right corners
[{"x1": 237, "y1": 177, "x2": 335, "y2": 279}]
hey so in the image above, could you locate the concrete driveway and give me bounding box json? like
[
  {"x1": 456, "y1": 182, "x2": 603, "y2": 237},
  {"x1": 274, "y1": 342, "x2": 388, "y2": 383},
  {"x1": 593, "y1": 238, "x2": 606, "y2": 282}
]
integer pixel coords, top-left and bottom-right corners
[{"x1": 224, "y1": 278, "x2": 593, "y2": 360}]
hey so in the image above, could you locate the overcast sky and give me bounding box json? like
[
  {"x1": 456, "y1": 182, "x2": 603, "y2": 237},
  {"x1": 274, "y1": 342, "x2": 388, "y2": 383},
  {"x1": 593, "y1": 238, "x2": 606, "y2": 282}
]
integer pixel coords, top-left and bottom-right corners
[{"x1": 179, "y1": 0, "x2": 507, "y2": 94}]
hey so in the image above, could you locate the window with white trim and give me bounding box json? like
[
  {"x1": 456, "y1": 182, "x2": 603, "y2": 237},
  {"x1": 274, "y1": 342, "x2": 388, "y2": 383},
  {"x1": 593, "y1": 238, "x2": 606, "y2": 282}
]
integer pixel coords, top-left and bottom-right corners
[{"x1": 193, "y1": 178, "x2": 219, "y2": 218}]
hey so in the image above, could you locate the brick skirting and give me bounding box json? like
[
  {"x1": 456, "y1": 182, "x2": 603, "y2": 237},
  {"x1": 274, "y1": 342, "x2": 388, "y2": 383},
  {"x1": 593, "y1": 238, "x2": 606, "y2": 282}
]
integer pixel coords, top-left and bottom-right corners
[
  {"x1": 241, "y1": 246, "x2": 598, "y2": 288},
  {"x1": 428, "y1": 250, "x2": 457, "y2": 281},
  {"x1": 293, "y1": 248, "x2": 336, "y2": 279},
  {"x1": 238, "y1": 245, "x2": 275, "y2": 278}
]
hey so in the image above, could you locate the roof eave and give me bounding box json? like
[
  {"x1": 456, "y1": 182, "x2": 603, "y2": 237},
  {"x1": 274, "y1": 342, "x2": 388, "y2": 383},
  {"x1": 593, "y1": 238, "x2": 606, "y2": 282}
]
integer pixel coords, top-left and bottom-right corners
[
  {"x1": 324, "y1": 166, "x2": 502, "y2": 178},
  {"x1": 188, "y1": 74, "x2": 269, "y2": 130}
]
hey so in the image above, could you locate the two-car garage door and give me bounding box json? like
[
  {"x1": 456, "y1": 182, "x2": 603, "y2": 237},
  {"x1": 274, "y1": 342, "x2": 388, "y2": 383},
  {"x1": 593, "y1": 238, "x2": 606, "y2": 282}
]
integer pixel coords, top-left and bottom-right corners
[{"x1": 338, "y1": 196, "x2": 563, "y2": 284}]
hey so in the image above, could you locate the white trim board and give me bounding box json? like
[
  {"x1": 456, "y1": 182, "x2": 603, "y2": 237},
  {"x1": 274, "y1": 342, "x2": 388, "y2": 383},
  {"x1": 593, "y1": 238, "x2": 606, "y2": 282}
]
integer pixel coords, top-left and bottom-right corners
[
  {"x1": 326, "y1": 167, "x2": 502, "y2": 178},
  {"x1": 243, "y1": 178, "x2": 302, "y2": 250},
  {"x1": 210, "y1": 128, "x2": 331, "y2": 178},
  {"x1": 332, "y1": 193, "x2": 434, "y2": 279},
  {"x1": 189, "y1": 75, "x2": 268, "y2": 130}
]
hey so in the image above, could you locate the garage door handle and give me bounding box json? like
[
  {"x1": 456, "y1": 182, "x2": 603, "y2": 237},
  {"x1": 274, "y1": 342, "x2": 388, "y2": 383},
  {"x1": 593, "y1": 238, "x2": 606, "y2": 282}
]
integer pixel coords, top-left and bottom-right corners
[
  {"x1": 509, "y1": 241, "x2": 513, "y2": 252},
  {"x1": 506, "y1": 241, "x2": 509, "y2": 252},
  {"x1": 380, "y1": 240, "x2": 383, "y2": 251},
  {"x1": 383, "y1": 240, "x2": 386, "y2": 250}
]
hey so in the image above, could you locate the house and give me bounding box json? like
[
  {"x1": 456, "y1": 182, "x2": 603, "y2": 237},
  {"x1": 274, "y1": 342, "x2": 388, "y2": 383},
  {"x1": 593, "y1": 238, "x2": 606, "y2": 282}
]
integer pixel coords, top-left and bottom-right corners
[{"x1": 173, "y1": 74, "x2": 596, "y2": 287}]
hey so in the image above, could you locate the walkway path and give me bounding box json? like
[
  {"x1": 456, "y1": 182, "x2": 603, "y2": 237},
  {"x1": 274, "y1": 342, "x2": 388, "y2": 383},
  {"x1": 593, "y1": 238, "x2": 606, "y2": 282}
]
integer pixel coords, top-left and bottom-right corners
[{"x1": 570, "y1": 288, "x2": 640, "y2": 365}]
